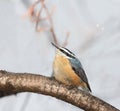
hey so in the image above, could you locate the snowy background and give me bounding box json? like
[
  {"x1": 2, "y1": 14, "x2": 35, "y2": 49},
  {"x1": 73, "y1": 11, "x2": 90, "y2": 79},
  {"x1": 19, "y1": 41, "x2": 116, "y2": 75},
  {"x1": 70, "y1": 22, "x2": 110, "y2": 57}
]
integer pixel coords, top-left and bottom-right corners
[{"x1": 0, "y1": 0, "x2": 120, "y2": 111}]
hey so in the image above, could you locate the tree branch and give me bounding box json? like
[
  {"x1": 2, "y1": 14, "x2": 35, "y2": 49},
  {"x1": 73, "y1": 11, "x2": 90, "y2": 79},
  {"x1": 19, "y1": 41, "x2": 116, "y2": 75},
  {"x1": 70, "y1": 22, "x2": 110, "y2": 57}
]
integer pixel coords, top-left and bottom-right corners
[{"x1": 0, "y1": 70, "x2": 119, "y2": 111}]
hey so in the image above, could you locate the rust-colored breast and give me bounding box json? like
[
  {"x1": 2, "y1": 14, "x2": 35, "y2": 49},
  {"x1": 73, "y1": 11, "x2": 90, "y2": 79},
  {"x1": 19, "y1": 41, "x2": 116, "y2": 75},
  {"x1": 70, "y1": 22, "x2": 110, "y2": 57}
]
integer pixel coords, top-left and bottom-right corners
[{"x1": 53, "y1": 55, "x2": 83, "y2": 87}]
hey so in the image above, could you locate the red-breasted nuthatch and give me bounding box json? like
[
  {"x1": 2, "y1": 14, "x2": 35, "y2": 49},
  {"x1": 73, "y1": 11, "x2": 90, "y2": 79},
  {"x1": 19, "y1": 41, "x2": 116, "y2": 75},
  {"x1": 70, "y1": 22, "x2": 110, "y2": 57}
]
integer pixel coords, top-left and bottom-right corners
[{"x1": 52, "y1": 43, "x2": 91, "y2": 92}]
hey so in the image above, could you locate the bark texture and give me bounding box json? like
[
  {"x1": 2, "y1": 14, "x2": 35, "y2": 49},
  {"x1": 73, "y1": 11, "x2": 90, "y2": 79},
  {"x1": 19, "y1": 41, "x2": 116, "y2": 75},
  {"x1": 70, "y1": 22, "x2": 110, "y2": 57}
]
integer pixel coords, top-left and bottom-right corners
[{"x1": 0, "y1": 70, "x2": 119, "y2": 111}]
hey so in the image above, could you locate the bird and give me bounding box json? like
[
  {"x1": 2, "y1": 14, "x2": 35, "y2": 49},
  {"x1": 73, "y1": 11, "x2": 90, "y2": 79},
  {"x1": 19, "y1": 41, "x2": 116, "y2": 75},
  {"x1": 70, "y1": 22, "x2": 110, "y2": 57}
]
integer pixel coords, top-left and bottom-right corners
[{"x1": 52, "y1": 43, "x2": 91, "y2": 92}]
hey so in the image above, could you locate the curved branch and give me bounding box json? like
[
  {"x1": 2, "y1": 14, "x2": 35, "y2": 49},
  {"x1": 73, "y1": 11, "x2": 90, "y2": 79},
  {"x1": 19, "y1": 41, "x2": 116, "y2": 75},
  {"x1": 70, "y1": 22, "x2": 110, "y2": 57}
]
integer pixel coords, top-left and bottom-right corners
[{"x1": 0, "y1": 70, "x2": 119, "y2": 111}]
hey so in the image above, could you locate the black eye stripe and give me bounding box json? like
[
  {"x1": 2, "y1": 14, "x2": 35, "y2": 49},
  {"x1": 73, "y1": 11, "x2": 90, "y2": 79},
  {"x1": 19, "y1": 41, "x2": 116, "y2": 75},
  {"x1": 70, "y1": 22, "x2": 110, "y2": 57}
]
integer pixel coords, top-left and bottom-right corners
[
  {"x1": 64, "y1": 48, "x2": 75, "y2": 55},
  {"x1": 60, "y1": 49, "x2": 75, "y2": 58}
]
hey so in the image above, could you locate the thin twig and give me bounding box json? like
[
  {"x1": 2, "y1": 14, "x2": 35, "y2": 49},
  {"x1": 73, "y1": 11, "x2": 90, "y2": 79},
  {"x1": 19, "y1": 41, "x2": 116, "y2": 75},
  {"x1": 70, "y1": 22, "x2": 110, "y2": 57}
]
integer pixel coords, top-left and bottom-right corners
[
  {"x1": 25, "y1": 0, "x2": 70, "y2": 46},
  {"x1": 62, "y1": 32, "x2": 70, "y2": 47}
]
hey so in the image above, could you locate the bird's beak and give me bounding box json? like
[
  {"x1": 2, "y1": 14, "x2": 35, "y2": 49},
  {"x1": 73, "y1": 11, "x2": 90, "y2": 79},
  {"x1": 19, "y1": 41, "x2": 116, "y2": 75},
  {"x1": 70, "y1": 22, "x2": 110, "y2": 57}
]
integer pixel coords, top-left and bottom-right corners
[{"x1": 51, "y1": 42, "x2": 61, "y2": 50}]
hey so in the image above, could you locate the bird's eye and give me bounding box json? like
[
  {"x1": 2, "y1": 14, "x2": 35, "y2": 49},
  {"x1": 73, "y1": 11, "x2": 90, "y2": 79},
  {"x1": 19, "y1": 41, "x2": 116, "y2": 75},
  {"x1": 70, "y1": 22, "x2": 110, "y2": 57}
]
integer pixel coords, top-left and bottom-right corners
[
  {"x1": 64, "y1": 48, "x2": 75, "y2": 56},
  {"x1": 60, "y1": 49, "x2": 75, "y2": 59},
  {"x1": 60, "y1": 49, "x2": 66, "y2": 54}
]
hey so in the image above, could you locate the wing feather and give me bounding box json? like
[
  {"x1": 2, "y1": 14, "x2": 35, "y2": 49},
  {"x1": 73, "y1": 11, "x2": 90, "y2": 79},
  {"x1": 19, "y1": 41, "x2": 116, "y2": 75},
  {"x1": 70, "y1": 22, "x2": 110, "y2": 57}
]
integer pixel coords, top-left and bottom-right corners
[{"x1": 69, "y1": 58, "x2": 91, "y2": 92}]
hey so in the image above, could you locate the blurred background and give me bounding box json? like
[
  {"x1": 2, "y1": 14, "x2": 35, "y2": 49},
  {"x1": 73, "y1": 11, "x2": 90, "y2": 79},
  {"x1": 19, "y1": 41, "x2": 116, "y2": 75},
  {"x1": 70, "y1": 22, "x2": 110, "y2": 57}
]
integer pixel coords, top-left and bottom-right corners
[{"x1": 0, "y1": 0, "x2": 120, "y2": 111}]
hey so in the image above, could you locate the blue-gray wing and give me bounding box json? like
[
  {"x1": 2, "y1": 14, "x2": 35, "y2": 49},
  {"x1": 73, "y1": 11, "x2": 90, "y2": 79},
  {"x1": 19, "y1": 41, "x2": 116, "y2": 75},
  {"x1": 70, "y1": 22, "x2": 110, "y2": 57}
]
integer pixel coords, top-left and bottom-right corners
[{"x1": 69, "y1": 58, "x2": 91, "y2": 92}]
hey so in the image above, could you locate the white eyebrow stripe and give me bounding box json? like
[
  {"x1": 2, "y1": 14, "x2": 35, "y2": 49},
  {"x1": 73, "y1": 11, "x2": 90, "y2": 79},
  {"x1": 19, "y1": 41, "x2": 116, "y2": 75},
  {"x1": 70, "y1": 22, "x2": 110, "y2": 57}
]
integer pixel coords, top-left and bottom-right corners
[{"x1": 60, "y1": 47, "x2": 76, "y2": 57}]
